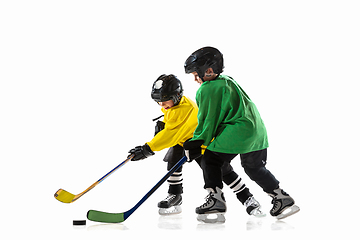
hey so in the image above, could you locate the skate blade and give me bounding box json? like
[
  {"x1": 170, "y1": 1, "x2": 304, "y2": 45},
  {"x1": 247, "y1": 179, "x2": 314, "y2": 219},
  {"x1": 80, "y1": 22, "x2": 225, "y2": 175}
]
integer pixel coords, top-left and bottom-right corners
[
  {"x1": 250, "y1": 208, "x2": 266, "y2": 218},
  {"x1": 158, "y1": 206, "x2": 182, "y2": 215},
  {"x1": 197, "y1": 213, "x2": 226, "y2": 224},
  {"x1": 276, "y1": 205, "x2": 300, "y2": 220}
]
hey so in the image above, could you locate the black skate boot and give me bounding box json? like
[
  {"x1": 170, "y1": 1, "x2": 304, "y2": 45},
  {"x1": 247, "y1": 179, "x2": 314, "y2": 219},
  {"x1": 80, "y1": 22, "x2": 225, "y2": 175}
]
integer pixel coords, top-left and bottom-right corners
[
  {"x1": 196, "y1": 187, "x2": 226, "y2": 223},
  {"x1": 244, "y1": 196, "x2": 266, "y2": 217},
  {"x1": 268, "y1": 188, "x2": 300, "y2": 219},
  {"x1": 158, "y1": 194, "x2": 182, "y2": 215}
]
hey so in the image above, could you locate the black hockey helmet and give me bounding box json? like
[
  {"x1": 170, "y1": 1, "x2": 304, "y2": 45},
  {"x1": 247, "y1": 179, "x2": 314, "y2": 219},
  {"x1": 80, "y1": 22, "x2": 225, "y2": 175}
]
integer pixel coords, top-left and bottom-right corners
[
  {"x1": 151, "y1": 74, "x2": 183, "y2": 105},
  {"x1": 184, "y1": 46, "x2": 224, "y2": 80}
]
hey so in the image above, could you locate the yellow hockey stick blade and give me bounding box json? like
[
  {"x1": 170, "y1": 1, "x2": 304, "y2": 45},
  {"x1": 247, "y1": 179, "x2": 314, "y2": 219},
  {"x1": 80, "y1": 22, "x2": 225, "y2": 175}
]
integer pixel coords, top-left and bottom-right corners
[{"x1": 54, "y1": 189, "x2": 76, "y2": 203}]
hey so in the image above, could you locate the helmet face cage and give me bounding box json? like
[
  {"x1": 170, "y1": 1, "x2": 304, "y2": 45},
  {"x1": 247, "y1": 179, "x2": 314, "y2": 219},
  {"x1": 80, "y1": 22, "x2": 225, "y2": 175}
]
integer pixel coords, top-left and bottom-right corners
[
  {"x1": 151, "y1": 74, "x2": 183, "y2": 106},
  {"x1": 184, "y1": 47, "x2": 224, "y2": 80}
]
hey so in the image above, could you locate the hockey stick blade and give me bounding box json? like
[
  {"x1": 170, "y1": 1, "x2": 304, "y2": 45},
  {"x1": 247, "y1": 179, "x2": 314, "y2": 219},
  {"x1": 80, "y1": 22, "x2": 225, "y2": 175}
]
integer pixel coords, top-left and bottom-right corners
[
  {"x1": 54, "y1": 155, "x2": 133, "y2": 203},
  {"x1": 54, "y1": 189, "x2": 76, "y2": 203},
  {"x1": 87, "y1": 211, "x2": 125, "y2": 223},
  {"x1": 87, "y1": 156, "x2": 187, "y2": 223}
]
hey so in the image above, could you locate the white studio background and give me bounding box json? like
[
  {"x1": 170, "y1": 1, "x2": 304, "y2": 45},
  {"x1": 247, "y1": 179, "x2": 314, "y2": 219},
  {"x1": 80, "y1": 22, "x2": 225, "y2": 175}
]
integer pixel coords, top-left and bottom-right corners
[{"x1": 1, "y1": 1, "x2": 359, "y2": 239}]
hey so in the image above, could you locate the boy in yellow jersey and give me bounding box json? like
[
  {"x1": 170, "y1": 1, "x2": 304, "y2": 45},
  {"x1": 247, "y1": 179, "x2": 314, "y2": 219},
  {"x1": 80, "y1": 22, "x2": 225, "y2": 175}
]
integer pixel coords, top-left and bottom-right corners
[{"x1": 128, "y1": 74, "x2": 264, "y2": 217}]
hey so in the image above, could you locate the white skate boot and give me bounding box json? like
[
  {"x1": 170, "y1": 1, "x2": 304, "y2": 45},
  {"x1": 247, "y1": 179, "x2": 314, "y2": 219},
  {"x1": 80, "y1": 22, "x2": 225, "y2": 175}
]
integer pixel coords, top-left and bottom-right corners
[
  {"x1": 196, "y1": 187, "x2": 226, "y2": 224},
  {"x1": 244, "y1": 196, "x2": 266, "y2": 217},
  {"x1": 158, "y1": 194, "x2": 182, "y2": 215},
  {"x1": 268, "y1": 188, "x2": 300, "y2": 219}
]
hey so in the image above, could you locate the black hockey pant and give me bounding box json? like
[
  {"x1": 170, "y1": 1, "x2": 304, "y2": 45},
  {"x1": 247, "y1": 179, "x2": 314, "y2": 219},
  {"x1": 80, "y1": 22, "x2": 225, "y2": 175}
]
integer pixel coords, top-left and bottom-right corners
[{"x1": 202, "y1": 148, "x2": 280, "y2": 194}]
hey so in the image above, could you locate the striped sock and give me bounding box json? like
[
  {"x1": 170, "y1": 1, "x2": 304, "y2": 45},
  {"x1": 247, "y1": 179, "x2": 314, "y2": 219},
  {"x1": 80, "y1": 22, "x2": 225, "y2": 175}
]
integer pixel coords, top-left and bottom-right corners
[
  {"x1": 168, "y1": 171, "x2": 183, "y2": 186},
  {"x1": 228, "y1": 176, "x2": 246, "y2": 194}
]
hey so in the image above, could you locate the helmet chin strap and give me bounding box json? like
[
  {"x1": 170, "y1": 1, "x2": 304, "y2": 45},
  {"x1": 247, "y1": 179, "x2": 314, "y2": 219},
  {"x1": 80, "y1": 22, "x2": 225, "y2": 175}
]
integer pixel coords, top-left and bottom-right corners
[{"x1": 201, "y1": 72, "x2": 218, "y2": 82}]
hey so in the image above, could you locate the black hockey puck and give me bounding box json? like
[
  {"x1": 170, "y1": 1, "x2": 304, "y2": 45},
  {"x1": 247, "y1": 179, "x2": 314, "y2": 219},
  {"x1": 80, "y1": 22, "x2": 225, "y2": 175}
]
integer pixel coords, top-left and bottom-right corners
[{"x1": 73, "y1": 220, "x2": 86, "y2": 226}]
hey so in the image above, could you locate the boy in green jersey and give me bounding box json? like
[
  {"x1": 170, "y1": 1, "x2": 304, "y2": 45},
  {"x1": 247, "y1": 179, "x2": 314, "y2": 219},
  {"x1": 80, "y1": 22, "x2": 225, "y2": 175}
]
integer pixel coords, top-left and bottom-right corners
[{"x1": 183, "y1": 47, "x2": 300, "y2": 223}]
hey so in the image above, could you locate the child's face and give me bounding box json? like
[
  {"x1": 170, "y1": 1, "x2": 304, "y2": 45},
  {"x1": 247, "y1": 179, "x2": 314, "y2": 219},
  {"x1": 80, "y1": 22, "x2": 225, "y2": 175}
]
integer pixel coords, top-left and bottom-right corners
[
  {"x1": 191, "y1": 72, "x2": 204, "y2": 85},
  {"x1": 191, "y1": 69, "x2": 217, "y2": 85},
  {"x1": 158, "y1": 99, "x2": 175, "y2": 110}
]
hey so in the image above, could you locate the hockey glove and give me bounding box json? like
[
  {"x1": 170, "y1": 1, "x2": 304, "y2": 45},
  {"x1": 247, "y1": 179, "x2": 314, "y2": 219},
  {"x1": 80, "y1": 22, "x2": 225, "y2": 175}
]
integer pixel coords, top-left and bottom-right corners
[
  {"x1": 183, "y1": 139, "x2": 204, "y2": 162},
  {"x1": 128, "y1": 144, "x2": 155, "y2": 161},
  {"x1": 153, "y1": 115, "x2": 165, "y2": 136},
  {"x1": 154, "y1": 121, "x2": 165, "y2": 136}
]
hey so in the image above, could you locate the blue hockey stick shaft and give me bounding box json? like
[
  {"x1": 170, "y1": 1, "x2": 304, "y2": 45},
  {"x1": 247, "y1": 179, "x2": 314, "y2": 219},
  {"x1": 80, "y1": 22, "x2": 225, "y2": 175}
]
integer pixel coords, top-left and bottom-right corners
[{"x1": 123, "y1": 155, "x2": 187, "y2": 220}]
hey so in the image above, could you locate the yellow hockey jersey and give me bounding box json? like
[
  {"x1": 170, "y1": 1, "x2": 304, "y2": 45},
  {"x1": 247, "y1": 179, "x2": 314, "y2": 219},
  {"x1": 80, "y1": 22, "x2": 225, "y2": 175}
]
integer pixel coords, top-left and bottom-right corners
[{"x1": 146, "y1": 96, "x2": 198, "y2": 152}]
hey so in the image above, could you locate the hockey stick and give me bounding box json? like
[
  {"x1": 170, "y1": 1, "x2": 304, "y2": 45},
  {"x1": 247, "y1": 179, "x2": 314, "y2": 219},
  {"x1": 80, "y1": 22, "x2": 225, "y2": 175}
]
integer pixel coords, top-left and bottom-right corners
[
  {"x1": 87, "y1": 156, "x2": 187, "y2": 223},
  {"x1": 54, "y1": 154, "x2": 134, "y2": 203}
]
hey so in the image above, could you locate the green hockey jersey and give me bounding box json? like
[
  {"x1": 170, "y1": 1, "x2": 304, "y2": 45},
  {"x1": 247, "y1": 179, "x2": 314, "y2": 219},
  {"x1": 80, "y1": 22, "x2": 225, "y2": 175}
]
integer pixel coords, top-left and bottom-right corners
[{"x1": 191, "y1": 75, "x2": 269, "y2": 154}]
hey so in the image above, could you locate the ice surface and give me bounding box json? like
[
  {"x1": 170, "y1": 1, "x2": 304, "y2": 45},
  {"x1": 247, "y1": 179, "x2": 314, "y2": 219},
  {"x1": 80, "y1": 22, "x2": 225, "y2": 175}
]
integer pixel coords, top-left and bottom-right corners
[{"x1": 2, "y1": 0, "x2": 360, "y2": 240}]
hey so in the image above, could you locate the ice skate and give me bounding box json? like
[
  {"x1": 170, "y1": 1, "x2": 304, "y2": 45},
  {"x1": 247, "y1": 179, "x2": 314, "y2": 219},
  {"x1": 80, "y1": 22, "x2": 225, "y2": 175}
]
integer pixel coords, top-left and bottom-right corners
[
  {"x1": 268, "y1": 188, "x2": 300, "y2": 220},
  {"x1": 244, "y1": 196, "x2": 266, "y2": 217},
  {"x1": 196, "y1": 187, "x2": 226, "y2": 224},
  {"x1": 158, "y1": 194, "x2": 182, "y2": 215}
]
